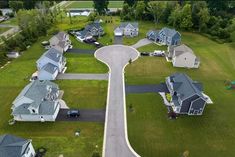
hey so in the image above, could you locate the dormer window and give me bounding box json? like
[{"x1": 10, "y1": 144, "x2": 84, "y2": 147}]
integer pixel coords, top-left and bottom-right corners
[{"x1": 32, "y1": 109, "x2": 35, "y2": 113}]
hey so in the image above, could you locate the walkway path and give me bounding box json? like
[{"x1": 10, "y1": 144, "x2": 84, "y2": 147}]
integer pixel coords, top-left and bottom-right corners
[
  {"x1": 131, "y1": 38, "x2": 153, "y2": 49},
  {"x1": 57, "y1": 73, "x2": 109, "y2": 80},
  {"x1": 126, "y1": 83, "x2": 169, "y2": 94},
  {"x1": 95, "y1": 45, "x2": 140, "y2": 157}
]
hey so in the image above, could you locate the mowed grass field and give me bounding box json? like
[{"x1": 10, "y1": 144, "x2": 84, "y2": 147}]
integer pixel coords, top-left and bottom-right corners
[
  {"x1": 125, "y1": 32, "x2": 235, "y2": 156},
  {"x1": 0, "y1": 35, "x2": 107, "y2": 156},
  {"x1": 67, "y1": 1, "x2": 123, "y2": 8},
  {"x1": 65, "y1": 53, "x2": 108, "y2": 74}
]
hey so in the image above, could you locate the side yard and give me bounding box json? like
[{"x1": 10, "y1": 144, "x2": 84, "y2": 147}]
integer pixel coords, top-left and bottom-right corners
[
  {"x1": 0, "y1": 35, "x2": 107, "y2": 156},
  {"x1": 125, "y1": 32, "x2": 235, "y2": 156}
]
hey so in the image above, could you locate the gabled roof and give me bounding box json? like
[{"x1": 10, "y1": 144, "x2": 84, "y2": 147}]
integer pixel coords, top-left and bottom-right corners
[
  {"x1": 169, "y1": 73, "x2": 204, "y2": 101},
  {"x1": 147, "y1": 30, "x2": 159, "y2": 39},
  {"x1": 12, "y1": 80, "x2": 59, "y2": 115},
  {"x1": 41, "y1": 63, "x2": 58, "y2": 74},
  {"x1": 37, "y1": 48, "x2": 63, "y2": 64},
  {"x1": 120, "y1": 22, "x2": 138, "y2": 29},
  {"x1": 160, "y1": 27, "x2": 180, "y2": 38},
  {"x1": 0, "y1": 134, "x2": 31, "y2": 157},
  {"x1": 174, "y1": 44, "x2": 194, "y2": 57},
  {"x1": 54, "y1": 32, "x2": 66, "y2": 41},
  {"x1": 85, "y1": 22, "x2": 102, "y2": 31}
]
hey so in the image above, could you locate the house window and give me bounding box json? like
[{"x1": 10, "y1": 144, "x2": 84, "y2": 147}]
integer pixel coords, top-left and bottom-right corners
[
  {"x1": 32, "y1": 109, "x2": 35, "y2": 113},
  {"x1": 184, "y1": 58, "x2": 187, "y2": 60}
]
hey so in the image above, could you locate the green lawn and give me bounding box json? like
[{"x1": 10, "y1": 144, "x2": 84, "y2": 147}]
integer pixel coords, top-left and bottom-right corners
[
  {"x1": 65, "y1": 53, "x2": 108, "y2": 73},
  {"x1": 126, "y1": 32, "x2": 235, "y2": 156},
  {"x1": 0, "y1": 35, "x2": 106, "y2": 156},
  {"x1": 67, "y1": 1, "x2": 123, "y2": 8},
  {"x1": 1, "y1": 17, "x2": 18, "y2": 25},
  {"x1": 0, "y1": 27, "x2": 11, "y2": 34},
  {"x1": 137, "y1": 43, "x2": 167, "y2": 52}
]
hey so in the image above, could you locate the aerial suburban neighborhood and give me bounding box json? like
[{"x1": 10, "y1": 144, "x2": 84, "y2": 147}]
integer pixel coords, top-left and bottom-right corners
[{"x1": 0, "y1": 0, "x2": 235, "y2": 157}]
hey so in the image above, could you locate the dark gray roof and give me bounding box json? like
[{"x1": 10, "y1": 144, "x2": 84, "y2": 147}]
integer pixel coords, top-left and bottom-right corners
[
  {"x1": 146, "y1": 30, "x2": 159, "y2": 39},
  {"x1": 55, "y1": 32, "x2": 66, "y2": 41},
  {"x1": 12, "y1": 80, "x2": 59, "y2": 115},
  {"x1": 169, "y1": 73, "x2": 204, "y2": 100},
  {"x1": 44, "y1": 48, "x2": 63, "y2": 62},
  {"x1": 0, "y1": 134, "x2": 30, "y2": 157},
  {"x1": 120, "y1": 22, "x2": 138, "y2": 29},
  {"x1": 160, "y1": 27, "x2": 180, "y2": 38},
  {"x1": 41, "y1": 63, "x2": 58, "y2": 74},
  {"x1": 85, "y1": 22, "x2": 102, "y2": 31}
]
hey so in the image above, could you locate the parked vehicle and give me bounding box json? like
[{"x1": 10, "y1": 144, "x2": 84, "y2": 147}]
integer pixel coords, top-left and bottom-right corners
[
  {"x1": 84, "y1": 38, "x2": 96, "y2": 44},
  {"x1": 140, "y1": 52, "x2": 150, "y2": 56},
  {"x1": 94, "y1": 42, "x2": 102, "y2": 48},
  {"x1": 153, "y1": 50, "x2": 165, "y2": 57},
  {"x1": 67, "y1": 109, "x2": 80, "y2": 117}
]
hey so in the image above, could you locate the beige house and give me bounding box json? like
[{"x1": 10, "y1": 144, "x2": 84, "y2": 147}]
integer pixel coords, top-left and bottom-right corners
[{"x1": 168, "y1": 44, "x2": 200, "y2": 68}]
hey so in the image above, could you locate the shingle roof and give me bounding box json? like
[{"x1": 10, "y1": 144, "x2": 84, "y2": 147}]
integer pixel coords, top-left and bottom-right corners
[
  {"x1": 146, "y1": 30, "x2": 159, "y2": 39},
  {"x1": 55, "y1": 32, "x2": 66, "y2": 41},
  {"x1": 44, "y1": 48, "x2": 63, "y2": 62},
  {"x1": 160, "y1": 27, "x2": 180, "y2": 38},
  {"x1": 12, "y1": 80, "x2": 59, "y2": 115},
  {"x1": 85, "y1": 22, "x2": 102, "y2": 31},
  {"x1": 169, "y1": 73, "x2": 204, "y2": 100},
  {"x1": 174, "y1": 44, "x2": 194, "y2": 56},
  {"x1": 41, "y1": 63, "x2": 58, "y2": 74},
  {"x1": 0, "y1": 134, "x2": 30, "y2": 157},
  {"x1": 120, "y1": 22, "x2": 138, "y2": 29}
]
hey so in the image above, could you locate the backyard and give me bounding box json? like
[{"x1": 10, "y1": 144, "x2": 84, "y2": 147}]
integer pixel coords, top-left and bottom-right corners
[
  {"x1": 0, "y1": 34, "x2": 107, "y2": 156},
  {"x1": 125, "y1": 32, "x2": 235, "y2": 157}
]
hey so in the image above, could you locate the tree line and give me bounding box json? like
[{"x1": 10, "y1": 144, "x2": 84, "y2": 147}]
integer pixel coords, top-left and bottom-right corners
[
  {"x1": 1, "y1": 1, "x2": 59, "y2": 52},
  {"x1": 119, "y1": 0, "x2": 235, "y2": 42}
]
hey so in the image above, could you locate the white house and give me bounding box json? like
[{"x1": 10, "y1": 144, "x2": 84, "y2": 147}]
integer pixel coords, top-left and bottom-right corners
[
  {"x1": 36, "y1": 48, "x2": 66, "y2": 80},
  {"x1": 67, "y1": 9, "x2": 91, "y2": 17},
  {"x1": 114, "y1": 22, "x2": 139, "y2": 37},
  {"x1": 169, "y1": 44, "x2": 200, "y2": 68},
  {"x1": 0, "y1": 134, "x2": 36, "y2": 157},
  {"x1": 49, "y1": 32, "x2": 71, "y2": 53},
  {"x1": 11, "y1": 80, "x2": 62, "y2": 122}
]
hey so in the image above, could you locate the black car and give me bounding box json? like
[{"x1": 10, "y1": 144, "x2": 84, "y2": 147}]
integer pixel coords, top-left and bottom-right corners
[
  {"x1": 94, "y1": 42, "x2": 102, "y2": 48},
  {"x1": 140, "y1": 52, "x2": 149, "y2": 56},
  {"x1": 67, "y1": 109, "x2": 80, "y2": 117},
  {"x1": 84, "y1": 38, "x2": 96, "y2": 44}
]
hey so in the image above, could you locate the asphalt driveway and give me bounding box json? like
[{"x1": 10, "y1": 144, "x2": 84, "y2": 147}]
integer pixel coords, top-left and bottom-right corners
[
  {"x1": 131, "y1": 38, "x2": 153, "y2": 49},
  {"x1": 57, "y1": 73, "x2": 109, "y2": 80},
  {"x1": 66, "y1": 48, "x2": 95, "y2": 54},
  {"x1": 56, "y1": 109, "x2": 105, "y2": 122},
  {"x1": 114, "y1": 36, "x2": 123, "y2": 45},
  {"x1": 126, "y1": 83, "x2": 169, "y2": 94}
]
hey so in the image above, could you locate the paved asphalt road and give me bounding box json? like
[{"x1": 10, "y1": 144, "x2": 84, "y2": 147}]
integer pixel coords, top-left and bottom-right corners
[
  {"x1": 126, "y1": 83, "x2": 169, "y2": 94},
  {"x1": 131, "y1": 38, "x2": 153, "y2": 49},
  {"x1": 56, "y1": 73, "x2": 109, "y2": 80},
  {"x1": 95, "y1": 45, "x2": 140, "y2": 157},
  {"x1": 56, "y1": 109, "x2": 105, "y2": 122}
]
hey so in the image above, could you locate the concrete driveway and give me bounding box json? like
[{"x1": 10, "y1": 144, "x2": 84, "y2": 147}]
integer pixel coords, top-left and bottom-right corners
[
  {"x1": 126, "y1": 83, "x2": 169, "y2": 94},
  {"x1": 56, "y1": 109, "x2": 105, "y2": 122},
  {"x1": 131, "y1": 38, "x2": 153, "y2": 49},
  {"x1": 57, "y1": 73, "x2": 109, "y2": 80},
  {"x1": 95, "y1": 45, "x2": 140, "y2": 157}
]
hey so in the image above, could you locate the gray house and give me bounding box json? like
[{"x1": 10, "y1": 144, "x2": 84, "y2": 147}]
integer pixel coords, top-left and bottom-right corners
[
  {"x1": 11, "y1": 80, "x2": 62, "y2": 122},
  {"x1": 146, "y1": 30, "x2": 159, "y2": 42},
  {"x1": 36, "y1": 48, "x2": 66, "y2": 80},
  {"x1": 77, "y1": 22, "x2": 104, "y2": 41},
  {"x1": 166, "y1": 73, "x2": 207, "y2": 115},
  {"x1": 49, "y1": 32, "x2": 71, "y2": 53},
  {"x1": 0, "y1": 134, "x2": 35, "y2": 157},
  {"x1": 114, "y1": 22, "x2": 139, "y2": 37},
  {"x1": 157, "y1": 27, "x2": 181, "y2": 46}
]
